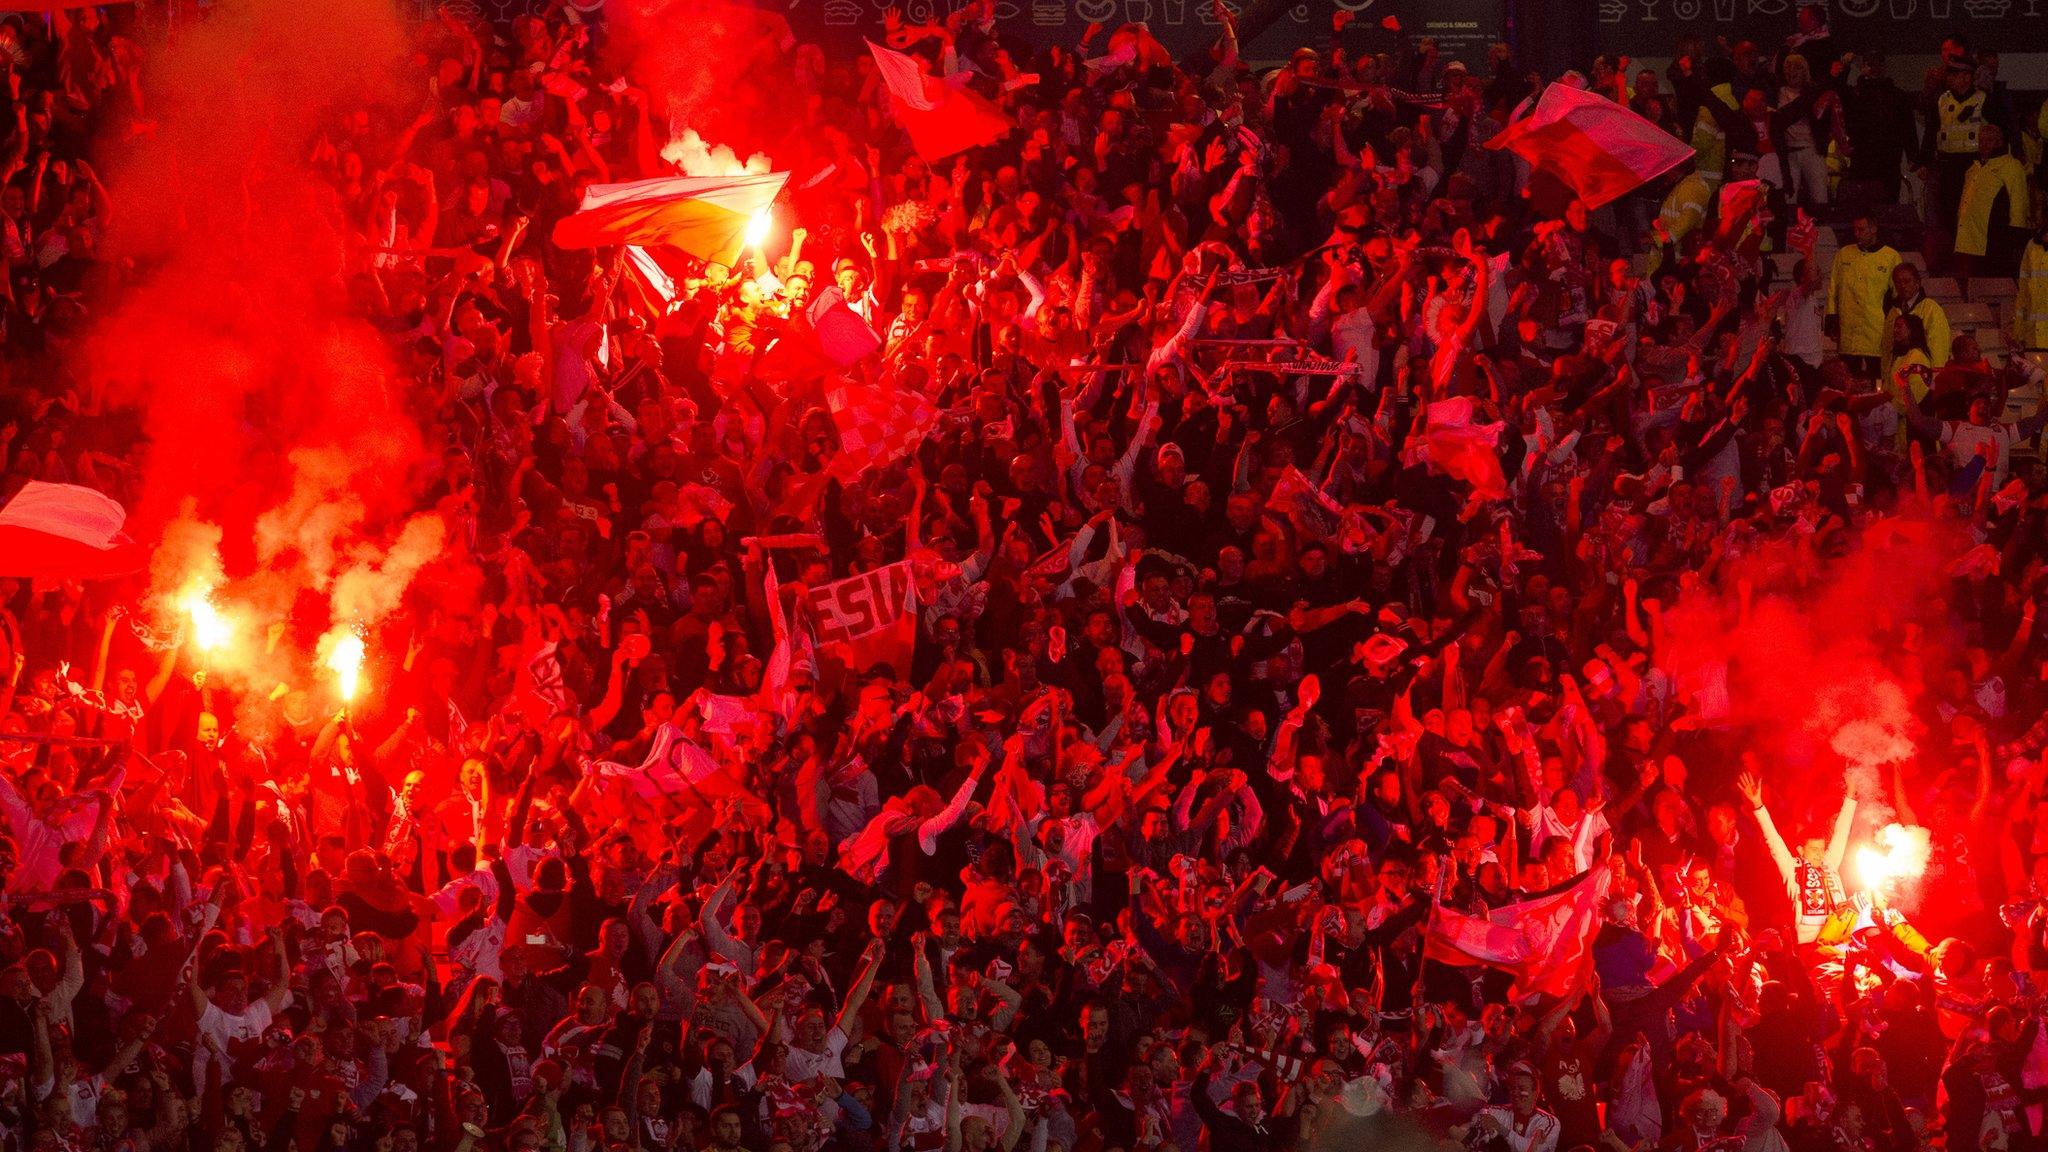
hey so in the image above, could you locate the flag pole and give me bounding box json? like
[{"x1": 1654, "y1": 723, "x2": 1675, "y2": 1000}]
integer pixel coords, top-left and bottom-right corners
[{"x1": 1414, "y1": 858, "x2": 1446, "y2": 1011}]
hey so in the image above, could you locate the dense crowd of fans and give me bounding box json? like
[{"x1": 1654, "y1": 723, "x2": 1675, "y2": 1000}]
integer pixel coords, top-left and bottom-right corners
[{"x1": 3, "y1": 4, "x2": 2048, "y2": 1152}]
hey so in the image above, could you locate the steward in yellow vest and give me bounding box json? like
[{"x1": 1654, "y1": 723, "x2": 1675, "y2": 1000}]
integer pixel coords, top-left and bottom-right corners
[{"x1": 1956, "y1": 125, "x2": 2034, "y2": 275}]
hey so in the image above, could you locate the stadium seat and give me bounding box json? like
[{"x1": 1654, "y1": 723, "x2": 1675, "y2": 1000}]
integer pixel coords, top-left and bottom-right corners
[{"x1": 1971, "y1": 277, "x2": 2018, "y2": 304}]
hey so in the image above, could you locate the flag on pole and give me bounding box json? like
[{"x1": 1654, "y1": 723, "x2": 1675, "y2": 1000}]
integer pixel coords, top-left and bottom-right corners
[
  {"x1": 0, "y1": 481, "x2": 143, "y2": 580},
  {"x1": 1486, "y1": 84, "x2": 1693, "y2": 211},
  {"x1": 1424, "y1": 863, "x2": 1612, "y2": 1002},
  {"x1": 551, "y1": 171, "x2": 790, "y2": 267},
  {"x1": 866, "y1": 41, "x2": 1010, "y2": 161},
  {"x1": 623, "y1": 245, "x2": 677, "y2": 303},
  {"x1": 589, "y1": 723, "x2": 721, "y2": 799},
  {"x1": 825, "y1": 383, "x2": 939, "y2": 480}
]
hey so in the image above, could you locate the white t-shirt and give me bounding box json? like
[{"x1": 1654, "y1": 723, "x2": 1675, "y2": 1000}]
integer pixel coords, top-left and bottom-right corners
[
  {"x1": 193, "y1": 999, "x2": 276, "y2": 1090},
  {"x1": 783, "y1": 1026, "x2": 849, "y2": 1081},
  {"x1": 1942, "y1": 420, "x2": 2019, "y2": 488},
  {"x1": 1782, "y1": 285, "x2": 1826, "y2": 365},
  {"x1": 1476, "y1": 1107, "x2": 1561, "y2": 1152},
  {"x1": 198, "y1": 999, "x2": 275, "y2": 1048},
  {"x1": 63, "y1": 1073, "x2": 106, "y2": 1129}
]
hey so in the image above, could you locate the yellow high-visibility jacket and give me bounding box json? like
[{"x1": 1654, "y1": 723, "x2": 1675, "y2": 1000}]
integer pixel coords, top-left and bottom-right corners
[
  {"x1": 1884, "y1": 295, "x2": 1952, "y2": 372},
  {"x1": 1937, "y1": 89, "x2": 1988, "y2": 155},
  {"x1": 1660, "y1": 172, "x2": 1713, "y2": 244},
  {"x1": 2017, "y1": 239, "x2": 2048, "y2": 351},
  {"x1": 1828, "y1": 243, "x2": 1901, "y2": 357},
  {"x1": 1956, "y1": 153, "x2": 2030, "y2": 257}
]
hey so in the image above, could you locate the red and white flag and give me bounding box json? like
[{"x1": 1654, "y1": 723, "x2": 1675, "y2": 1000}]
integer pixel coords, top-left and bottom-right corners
[
  {"x1": 826, "y1": 383, "x2": 939, "y2": 480},
  {"x1": 1486, "y1": 83, "x2": 1693, "y2": 210},
  {"x1": 552, "y1": 171, "x2": 789, "y2": 266},
  {"x1": 1424, "y1": 863, "x2": 1612, "y2": 1002},
  {"x1": 808, "y1": 560, "x2": 917, "y2": 676},
  {"x1": 867, "y1": 41, "x2": 1010, "y2": 162},
  {"x1": 1268, "y1": 467, "x2": 1342, "y2": 539},
  {"x1": 516, "y1": 640, "x2": 577, "y2": 724},
  {"x1": 1405, "y1": 397, "x2": 1508, "y2": 502},
  {"x1": 0, "y1": 481, "x2": 143, "y2": 580},
  {"x1": 589, "y1": 723, "x2": 720, "y2": 799}
]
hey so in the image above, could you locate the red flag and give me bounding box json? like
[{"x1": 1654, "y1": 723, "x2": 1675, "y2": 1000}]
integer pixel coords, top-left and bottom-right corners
[
  {"x1": 808, "y1": 561, "x2": 918, "y2": 676},
  {"x1": 867, "y1": 41, "x2": 1010, "y2": 162},
  {"x1": 1425, "y1": 864, "x2": 1612, "y2": 1002},
  {"x1": 809, "y1": 285, "x2": 883, "y2": 366},
  {"x1": 0, "y1": 482, "x2": 143, "y2": 580},
  {"x1": 757, "y1": 285, "x2": 882, "y2": 382},
  {"x1": 1405, "y1": 398, "x2": 1508, "y2": 502},
  {"x1": 826, "y1": 382, "x2": 939, "y2": 480},
  {"x1": 552, "y1": 172, "x2": 788, "y2": 266},
  {"x1": 1487, "y1": 83, "x2": 1693, "y2": 210}
]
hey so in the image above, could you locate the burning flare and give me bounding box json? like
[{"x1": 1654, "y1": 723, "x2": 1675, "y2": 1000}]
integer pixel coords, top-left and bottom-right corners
[
  {"x1": 324, "y1": 630, "x2": 366, "y2": 703},
  {"x1": 179, "y1": 585, "x2": 232, "y2": 653},
  {"x1": 743, "y1": 209, "x2": 771, "y2": 250},
  {"x1": 1855, "y1": 823, "x2": 1932, "y2": 891}
]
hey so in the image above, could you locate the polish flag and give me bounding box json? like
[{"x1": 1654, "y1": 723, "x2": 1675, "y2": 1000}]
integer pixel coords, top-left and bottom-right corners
[
  {"x1": 1424, "y1": 864, "x2": 1612, "y2": 1002},
  {"x1": 1486, "y1": 83, "x2": 1693, "y2": 210},
  {"x1": 0, "y1": 482, "x2": 143, "y2": 580},
  {"x1": 552, "y1": 171, "x2": 789, "y2": 267},
  {"x1": 867, "y1": 41, "x2": 1010, "y2": 162}
]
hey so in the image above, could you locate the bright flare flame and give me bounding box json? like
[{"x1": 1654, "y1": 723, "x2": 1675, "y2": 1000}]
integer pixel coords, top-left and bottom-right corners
[
  {"x1": 325, "y1": 632, "x2": 366, "y2": 702},
  {"x1": 743, "y1": 209, "x2": 771, "y2": 250},
  {"x1": 180, "y1": 587, "x2": 232, "y2": 652},
  {"x1": 1855, "y1": 823, "x2": 1932, "y2": 891}
]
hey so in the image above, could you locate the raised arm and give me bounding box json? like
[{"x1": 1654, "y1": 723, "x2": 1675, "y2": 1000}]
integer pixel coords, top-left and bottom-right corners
[
  {"x1": 835, "y1": 938, "x2": 886, "y2": 1036},
  {"x1": 1738, "y1": 770, "x2": 1798, "y2": 887}
]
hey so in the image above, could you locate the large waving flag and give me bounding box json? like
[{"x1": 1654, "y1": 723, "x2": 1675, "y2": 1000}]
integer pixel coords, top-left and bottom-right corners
[
  {"x1": 867, "y1": 41, "x2": 1010, "y2": 162},
  {"x1": 1424, "y1": 864, "x2": 1612, "y2": 1002},
  {"x1": 826, "y1": 382, "x2": 939, "y2": 481},
  {"x1": 0, "y1": 482, "x2": 143, "y2": 580},
  {"x1": 1486, "y1": 84, "x2": 1692, "y2": 210},
  {"x1": 552, "y1": 171, "x2": 789, "y2": 267}
]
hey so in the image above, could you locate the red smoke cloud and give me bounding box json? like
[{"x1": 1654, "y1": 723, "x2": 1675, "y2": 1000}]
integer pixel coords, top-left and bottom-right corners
[
  {"x1": 1653, "y1": 510, "x2": 1969, "y2": 837},
  {"x1": 86, "y1": 0, "x2": 458, "y2": 701}
]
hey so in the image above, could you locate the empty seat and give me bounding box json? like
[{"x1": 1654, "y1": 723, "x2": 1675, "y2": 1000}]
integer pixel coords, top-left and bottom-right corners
[
  {"x1": 1971, "y1": 277, "x2": 2018, "y2": 302},
  {"x1": 1924, "y1": 275, "x2": 1964, "y2": 303},
  {"x1": 1948, "y1": 302, "x2": 1997, "y2": 328}
]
